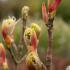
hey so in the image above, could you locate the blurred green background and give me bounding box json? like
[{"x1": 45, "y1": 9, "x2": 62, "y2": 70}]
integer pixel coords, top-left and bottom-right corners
[
  {"x1": 0, "y1": 0, "x2": 70, "y2": 62},
  {"x1": 0, "y1": 0, "x2": 70, "y2": 22}
]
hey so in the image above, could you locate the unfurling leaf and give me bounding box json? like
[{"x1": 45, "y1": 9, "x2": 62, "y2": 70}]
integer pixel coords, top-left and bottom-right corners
[
  {"x1": 48, "y1": 0, "x2": 61, "y2": 13},
  {"x1": 42, "y1": 2, "x2": 48, "y2": 23}
]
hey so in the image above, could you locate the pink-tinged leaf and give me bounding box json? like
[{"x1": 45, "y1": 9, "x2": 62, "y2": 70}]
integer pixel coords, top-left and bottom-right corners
[
  {"x1": 56, "y1": 0, "x2": 61, "y2": 6},
  {"x1": 42, "y1": 2, "x2": 48, "y2": 23},
  {"x1": 2, "y1": 28, "x2": 8, "y2": 38},
  {"x1": 0, "y1": 47, "x2": 6, "y2": 65},
  {"x1": 31, "y1": 32, "x2": 37, "y2": 50},
  {"x1": 42, "y1": 2, "x2": 47, "y2": 15},
  {"x1": 48, "y1": 2, "x2": 56, "y2": 13},
  {"x1": 48, "y1": 0, "x2": 61, "y2": 13}
]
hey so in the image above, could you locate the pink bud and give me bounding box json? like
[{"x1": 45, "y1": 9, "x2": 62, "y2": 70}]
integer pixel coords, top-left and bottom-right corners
[{"x1": 42, "y1": 2, "x2": 48, "y2": 23}]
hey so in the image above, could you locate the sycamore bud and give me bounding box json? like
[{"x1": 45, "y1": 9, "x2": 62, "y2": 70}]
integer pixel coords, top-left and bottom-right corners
[
  {"x1": 42, "y1": 0, "x2": 61, "y2": 22},
  {"x1": 2, "y1": 17, "x2": 15, "y2": 48},
  {"x1": 24, "y1": 27, "x2": 38, "y2": 51},
  {"x1": 21, "y1": 6, "x2": 29, "y2": 20}
]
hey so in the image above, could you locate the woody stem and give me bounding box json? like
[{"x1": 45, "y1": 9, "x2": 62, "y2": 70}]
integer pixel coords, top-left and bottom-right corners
[{"x1": 46, "y1": 17, "x2": 54, "y2": 70}]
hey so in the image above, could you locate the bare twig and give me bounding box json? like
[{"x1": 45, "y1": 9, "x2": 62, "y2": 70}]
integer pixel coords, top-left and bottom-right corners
[
  {"x1": 8, "y1": 6, "x2": 29, "y2": 65},
  {"x1": 9, "y1": 44, "x2": 27, "y2": 64}
]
